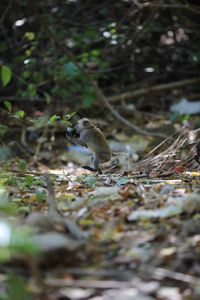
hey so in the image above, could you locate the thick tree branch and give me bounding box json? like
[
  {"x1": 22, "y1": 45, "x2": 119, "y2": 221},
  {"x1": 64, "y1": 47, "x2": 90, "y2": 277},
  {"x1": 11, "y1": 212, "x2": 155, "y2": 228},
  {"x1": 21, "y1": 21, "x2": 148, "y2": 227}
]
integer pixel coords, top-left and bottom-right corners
[{"x1": 108, "y1": 77, "x2": 200, "y2": 103}]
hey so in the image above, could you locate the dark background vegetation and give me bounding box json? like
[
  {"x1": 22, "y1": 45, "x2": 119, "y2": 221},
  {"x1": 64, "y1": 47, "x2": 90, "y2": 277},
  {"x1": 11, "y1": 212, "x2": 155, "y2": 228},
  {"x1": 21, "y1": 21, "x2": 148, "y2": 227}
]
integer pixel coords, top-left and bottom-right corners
[{"x1": 1, "y1": 0, "x2": 200, "y2": 113}]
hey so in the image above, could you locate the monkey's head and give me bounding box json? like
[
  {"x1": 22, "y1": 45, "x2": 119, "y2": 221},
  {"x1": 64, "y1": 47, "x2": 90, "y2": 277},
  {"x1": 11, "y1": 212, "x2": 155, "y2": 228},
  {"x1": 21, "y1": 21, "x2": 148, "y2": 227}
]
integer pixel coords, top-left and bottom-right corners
[{"x1": 75, "y1": 118, "x2": 92, "y2": 133}]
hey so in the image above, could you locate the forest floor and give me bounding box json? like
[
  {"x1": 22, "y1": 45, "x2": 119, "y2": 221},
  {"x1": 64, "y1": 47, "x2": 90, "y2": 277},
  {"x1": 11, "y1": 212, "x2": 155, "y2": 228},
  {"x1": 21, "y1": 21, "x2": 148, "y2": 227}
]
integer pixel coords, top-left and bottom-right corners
[{"x1": 0, "y1": 113, "x2": 200, "y2": 300}]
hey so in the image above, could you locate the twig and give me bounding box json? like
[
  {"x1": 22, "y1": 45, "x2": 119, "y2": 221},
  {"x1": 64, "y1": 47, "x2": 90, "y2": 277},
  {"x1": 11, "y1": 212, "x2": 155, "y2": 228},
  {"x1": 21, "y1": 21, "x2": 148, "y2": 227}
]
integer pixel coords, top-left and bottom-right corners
[
  {"x1": 93, "y1": 81, "x2": 167, "y2": 138},
  {"x1": 44, "y1": 172, "x2": 59, "y2": 219},
  {"x1": 26, "y1": 254, "x2": 47, "y2": 292},
  {"x1": 44, "y1": 173, "x2": 86, "y2": 240},
  {"x1": 150, "y1": 267, "x2": 198, "y2": 284},
  {"x1": 33, "y1": 121, "x2": 49, "y2": 163},
  {"x1": 46, "y1": 278, "x2": 132, "y2": 289}
]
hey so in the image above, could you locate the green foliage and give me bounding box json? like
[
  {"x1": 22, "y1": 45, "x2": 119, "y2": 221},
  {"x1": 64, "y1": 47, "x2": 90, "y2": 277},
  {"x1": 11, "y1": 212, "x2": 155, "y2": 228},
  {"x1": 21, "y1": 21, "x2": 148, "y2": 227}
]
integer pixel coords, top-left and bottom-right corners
[
  {"x1": 64, "y1": 111, "x2": 77, "y2": 120},
  {"x1": 170, "y1": 113, "x2": 190, "y2": 124},
  {"x1": 6, "y1": 274, "x2": 28, "y2": 300},
  {"x1": 81, "y1": 175, "x2": 97, "y2": 187},
  {"x1": 0, "y1": 224, "x2": 38, "y2": 263},
  {"x1": 24, "y1": 175, "x2": 34, "y2": 188},
  {"x1": 48, "y1": 114, "x2": 61, "y2": 124},
  {"x1": 43, "y1": 92, "x2": 52, "y2": 104},
  {"x1": 6, "y1": 176, "x2": 17, "y2": 186},
  {"x1": 0, "y1": 1, "x2": 199, "y2": 118},
  {"x1": 18, "y1": 160, "x2": 27, "y2": 173},
  {"x1": 63, "y1": 61, "x2": 80, "y2": 79},
  {"x1": 1, "y1": 65, "x2": 12, "y2": 86},
  {"x1": 0, "y1": 147, "x2": 11, "y2": 159},
  {"x1": 83, "y1": 86, "x2": 96, "y2": 107},
  {"x1": 24, "y1": 31, "x2": 35, "y2": 41},
  {"x1": 10, "y1": 226, "x2": 38, "y2": 255},
  {"x1": 13, "y1": 110, "x2": 25, "y2": 120},
  {"x1": 4, "y1": 101, "x2": 12, "y2": 113},
  {"x1": 36, "y1": 188, "x2": 45, "y2": 202},
  {"x1": 0, "y1": 185, "x2": 17, "y2": 215},
  {"x1": 0, "y1": 125, "x2": 8, "y2": 137}
]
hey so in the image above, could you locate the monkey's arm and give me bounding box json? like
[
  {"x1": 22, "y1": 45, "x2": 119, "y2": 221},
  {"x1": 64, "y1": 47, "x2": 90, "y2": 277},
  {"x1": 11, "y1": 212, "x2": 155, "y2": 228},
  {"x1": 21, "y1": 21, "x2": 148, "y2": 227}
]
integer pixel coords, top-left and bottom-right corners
[{"x1": 66, "y1": 133, "x2": 86, "y2": 147}]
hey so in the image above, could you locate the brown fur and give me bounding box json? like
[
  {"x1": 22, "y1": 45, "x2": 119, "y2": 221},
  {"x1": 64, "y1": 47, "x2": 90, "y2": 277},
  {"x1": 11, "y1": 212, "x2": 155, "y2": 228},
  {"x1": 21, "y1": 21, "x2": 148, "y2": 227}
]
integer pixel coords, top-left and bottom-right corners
[{"x1": 67, "y1": 118, "x2": 112, "y2": 174}]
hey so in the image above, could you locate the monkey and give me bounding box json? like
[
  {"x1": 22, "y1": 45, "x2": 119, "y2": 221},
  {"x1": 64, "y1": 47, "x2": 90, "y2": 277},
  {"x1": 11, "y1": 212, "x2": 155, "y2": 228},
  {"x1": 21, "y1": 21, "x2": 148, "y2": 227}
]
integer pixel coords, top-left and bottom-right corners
[{"x1": 66, "y1": 118, "x2": 130, "y2": 174}]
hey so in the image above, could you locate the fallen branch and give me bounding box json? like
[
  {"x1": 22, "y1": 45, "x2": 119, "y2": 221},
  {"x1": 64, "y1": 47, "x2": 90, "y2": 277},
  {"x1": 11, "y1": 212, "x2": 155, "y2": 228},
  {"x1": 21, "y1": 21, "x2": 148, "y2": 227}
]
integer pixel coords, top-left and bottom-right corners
[
  {"x1": 108, "y1": 77, "x2": 200, "y2": 103},
  {"x1": 46, "y1": 278, "x2": 132, "y2": 289},
  {"x1": 132, "y1": 1, "x2": 200, "y2": 14},
  {"x1": 150, "y1": 267, "x2": 198, "y2": 284}
]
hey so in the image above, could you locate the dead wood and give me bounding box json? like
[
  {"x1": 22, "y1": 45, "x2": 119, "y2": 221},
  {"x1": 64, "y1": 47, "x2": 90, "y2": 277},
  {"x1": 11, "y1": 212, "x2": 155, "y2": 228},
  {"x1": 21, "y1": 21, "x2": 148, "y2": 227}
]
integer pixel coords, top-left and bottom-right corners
[{"x1": 108, "y1": 77, "x2": 200, "y2": 103}]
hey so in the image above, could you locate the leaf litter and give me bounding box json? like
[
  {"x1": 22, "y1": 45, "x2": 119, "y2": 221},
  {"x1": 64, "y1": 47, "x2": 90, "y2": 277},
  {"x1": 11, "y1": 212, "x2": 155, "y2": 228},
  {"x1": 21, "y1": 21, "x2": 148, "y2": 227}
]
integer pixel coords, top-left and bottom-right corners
[{"x1": 0, "y1": 126, "x2": 200, "y2": 299}]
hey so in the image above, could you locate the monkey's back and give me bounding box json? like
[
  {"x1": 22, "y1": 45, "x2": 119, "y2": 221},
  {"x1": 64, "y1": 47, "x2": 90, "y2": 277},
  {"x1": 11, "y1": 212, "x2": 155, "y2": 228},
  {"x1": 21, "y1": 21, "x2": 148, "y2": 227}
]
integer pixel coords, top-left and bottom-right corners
[{"x1": 83, "y1": 127, "x2": 111, "y2": 163}]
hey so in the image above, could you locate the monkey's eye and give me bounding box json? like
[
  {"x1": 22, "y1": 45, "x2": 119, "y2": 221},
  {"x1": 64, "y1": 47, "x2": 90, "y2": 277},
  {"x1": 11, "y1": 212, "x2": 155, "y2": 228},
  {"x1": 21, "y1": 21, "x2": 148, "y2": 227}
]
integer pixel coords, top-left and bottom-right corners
[{"x1": 83, "y1": 120, "x2": 89, "y2": 126}]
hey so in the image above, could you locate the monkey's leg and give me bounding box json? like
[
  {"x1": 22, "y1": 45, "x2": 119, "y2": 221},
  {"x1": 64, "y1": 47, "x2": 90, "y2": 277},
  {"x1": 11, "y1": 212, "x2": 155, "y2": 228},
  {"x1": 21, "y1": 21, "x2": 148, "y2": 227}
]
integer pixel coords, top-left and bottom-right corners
[
  {"x1": 93, "y1": 157, "x2": 102, "y2": 174},
  {"x1": 81, "y1": 155, "x2": 96, "y2": 173},
  {"x1": 82, "y1": 156, "x2": 102, "y2": 174},
  {"x1": 81, "y1": 164, "x2": 102, "y2": 174}
]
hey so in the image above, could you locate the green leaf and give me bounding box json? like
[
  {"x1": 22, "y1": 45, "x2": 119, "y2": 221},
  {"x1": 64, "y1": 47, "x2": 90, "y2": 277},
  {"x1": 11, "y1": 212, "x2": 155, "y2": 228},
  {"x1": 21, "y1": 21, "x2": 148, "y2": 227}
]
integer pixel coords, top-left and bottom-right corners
[
  {"x1": 0, "y1": 146, "x2": 11, "y2": 159},
  {"x1": 48, "y1": 114, "x2": 61, "y2": 124},
  {"x1": 4, "y1": 100, "x2": 12, "y2": 112},
  {"x1": 22, "y1": 70, "x2": 31, "y2": 79},
  {"x1": 24, "y1": 175, "x2": 34, "y2": 188},
  {"x1": 63, "y1": 62, "x2": 79, "y2": 78},
  {"x1": 0, "y1": 124, "x2": 8, "y2": 137},
  {"x1": 64, "y1": 111, "x2": 77, "y2": 120},
  {"x1": 44, "y1": 92, "x2": 52, "y2": 104},
  {"x1": 83, "y1": 175, "x2": 97, "y2": 187},
  {"x1": 27, "y1": 83, "x2": 36, "y2": 98},
  {"x1": 10, "y1": 226, "x2": 38, "y2": 255},
  {"x1": 24, "y1": 31, "x2": 35, "y2": 40},
  {"x1": 14, "y1": 110, "x2": 25, "y2": 119},
  {"x1": 18, "y1": 160, "x2": 27, "y2": 173},
  {"x1": 0, "y1": 247, "x2": 10, "y2": 262},
  {"x1": 7, "y1": 274, "x2": 28, "y2": 300},
  {"x1": 1, "y1": 65, "x2": 12, "y2": 86},
  {"x1": 36, "y1": 189, "x2": 45, "y2": 202}
]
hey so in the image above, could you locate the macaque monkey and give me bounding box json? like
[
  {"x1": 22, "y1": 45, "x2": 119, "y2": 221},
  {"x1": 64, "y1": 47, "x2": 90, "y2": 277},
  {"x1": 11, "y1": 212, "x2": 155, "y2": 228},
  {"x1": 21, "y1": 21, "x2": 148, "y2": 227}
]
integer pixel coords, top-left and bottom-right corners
[{"x1": 66, "y1": 118, "x2": 129, "y2": 174}]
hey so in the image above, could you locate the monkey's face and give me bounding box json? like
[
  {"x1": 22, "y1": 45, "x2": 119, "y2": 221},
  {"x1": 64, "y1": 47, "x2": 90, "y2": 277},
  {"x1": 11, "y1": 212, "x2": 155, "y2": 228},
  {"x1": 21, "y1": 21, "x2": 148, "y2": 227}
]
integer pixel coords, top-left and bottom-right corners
[{"x1": 75, "y1": 118, "x2": 91, "y2": 133}]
